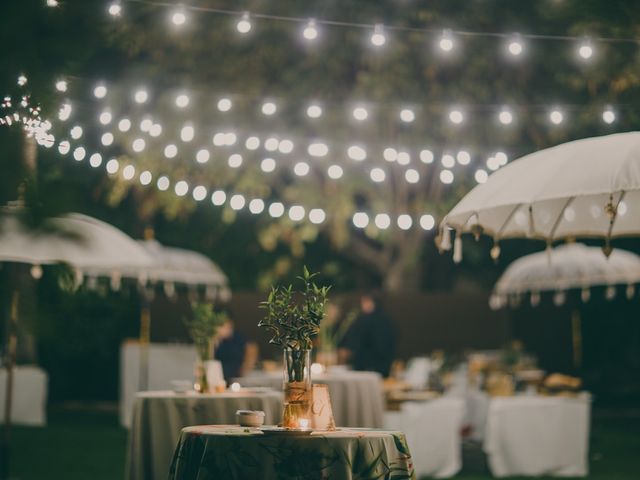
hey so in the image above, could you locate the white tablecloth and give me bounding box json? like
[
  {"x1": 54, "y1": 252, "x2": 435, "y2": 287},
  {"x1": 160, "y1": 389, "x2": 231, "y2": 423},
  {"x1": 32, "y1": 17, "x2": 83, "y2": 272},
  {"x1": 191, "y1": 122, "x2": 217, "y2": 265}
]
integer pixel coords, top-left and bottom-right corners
[
  {"x1": 483, "y1": 395, "x2": 591, "y2": 477},
  {"x1": 0, "y1": 366, "x2": 47, "y2": 426},
  {"x1": 384, "y1": 397, "x2": 465, "y2": 478},
  {"x1": 120, "y1": 341, "x2": 197, "y2": 427},
  {"x1": 239, "y1": 369, "x2": 385, "y2": 428},
  {"x1": 125, "y1": 390, "x2": 283, "y2": 480}
]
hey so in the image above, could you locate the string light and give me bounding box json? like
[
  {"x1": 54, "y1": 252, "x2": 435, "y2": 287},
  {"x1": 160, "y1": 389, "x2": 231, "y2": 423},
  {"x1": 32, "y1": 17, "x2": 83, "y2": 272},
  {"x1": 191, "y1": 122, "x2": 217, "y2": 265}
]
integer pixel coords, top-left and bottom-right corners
[
  {"x1": 106, "y1": 158, "x2": 120, "y2": 174},
  {"x1": 602, "y1": 105, "x2": 616, "y2": 124},
  {"x1": 370, "y1": 24, "x2": 386, "y2": 47},
  {"x1": 132, "y1": 138, "x2": 146, "y2": 152},
  {"x1": 420, "y1": 214, "x2": 435, "y2": 230},
  {"x1": 70, "y1": 126, "x2": 83, "y2": 139},
  {"x1": 261, "y1": 101, "x2": 277, "y2": 115},
  {"x1": 93, "y1": 84, "x2": 107, "y2": 99},
  {"x1": 549, "y1": 108, "x2": 564, "y2": 125},
  {"x1": 383, "y1": 147, "x2": 398, "y2": 162},
  {"x1": 308, "y1": 208, "x2": 326, "y2": 224},
  {"x1": 217, "y1": 97, "x2": 232, "y2": 112},
  {"x1": 180, "y1": 124, "x2": 195, "y2": 142},
  {"x1": 171, "y1": 7, "x2": 187, "y2": 27},
  {"x1": 420, "y1": 149, "x2": 434, "y2": 164},
  {"x1": 268, "y1": 202, "x2": 285, "y2": 218},
  {"x1": 399, "y1": 109, "x2": 415, "y2": 123},
  {"x1": 46, "y1": 0, "x2": 59, "y2": 7},
  {"x1": 157, "y1": 176, "x2": 170, "y2": 191},
  {"x1": 486, "y1": 156, "x2": 500, "y2": 170},
  {"x1": 448, "y1": 108, "x2": 464, "y2": 124},
  {"x1": 192, "y1": 185, "x2": 207, "y2": 201},
  {"x1": 89, "y1": 153, "x2": 103, "y2": 168},
  {"x1": 236, "y1": 12, "x2": 252, "y2": 34},
  {"x1": 440, "y1": 169, "x2": 454, "y2": 184},
  {"x1": 288, "y1": 205, "x2": 305, "y2": 221},
  {"x1": 306, "y1": 103, "x2": 322, "y2": 118},
  {"x1": 397, "y1": 214, "x2": 413, "y2": 230},
  {"x1": 175, "y1": 93, "x2": 190, "y2": 108},
  {"x1": 134, "y1": 89, "x2": 149, "y2": 104},
  {"x1": 139, "y1": 170, "x2": 153, "y2": 185},
  {"x1": 164, "y1": 144, "x2": 178, "y2": 158},
  {"x1": 249, "y1": 198, "x2": 265, "y2": 214},
  {"x1": 118, "y1": 118, "x2": 131, "y2": 132},
  {"x1": 73, "y1": 146, "x2": 86, "y2": 161},
  {"x1": 293, "y1": 161, "x2": 310, "y2": 176},
  {"x1": 303, "y1": 19, "x2": 318, "y2": 41},
  {"x1": 438, "y1": 29, "x2": 454, "y2": 53},
  {"x1": 405, "y1": 169, "x2": 420, "y2": 183},
  {"x1": 228, "y1": 153, "x2": 243, "y2": 168},
  {"x1": 308, "y1": 142, "x2": 328, "y2": 157},
  {"x1": 353, "y1": 212, "x2": 369, "y2": 228},
  {"x1": 507, "y1": 34, "x2": 524, "y2": 57},
  {"x1": 498, "y1": 108, "x2": 513, "y2": 125},
  {"x1": 122, "y1": 164, "x2": 136, "y2": 180},
  {"x1": 264, "y1": 137, "x2": 279, "y2": 151},
  {"x1": 370, "y1": 167, "x2": 386, "y2": 182},
  {"x1": 101, "y1": 132, "x2": 114, "y2": 146},
  {"x1": 58, "y1": 141, "x2": 70, "y2": 155},
  {"x1": 577, "y1": 38, "x2": 594, "y2": 60},
  {"x1": 441, "y1": 153, "x2": 455, "y2": 168},
  {"x1": 347, "y1": 145, "x2": 367, "y2": 161},
  {"x1": 352, "y1": 106, "x2": 368, "y2": 121},
  {"x1": 260, "y1": 157, "x2": 276, "y2": 172},
  {"x1": 55, "y1": 80, "x2": 68, "y2": 92},
  {"x1": 196, "y1": 149, "x2": 210, "y2": 163},
  {"x1": 327, "y1": 165, "x2": 343, "y2": 179},
  {"x1": 99, "y1": 110, "x2": 112, "y2": 125},
  {"x1": 457, "y1": 150, "x2": 471, "y2": 165},
  {"x1": 174, "y1": 180, "x2": 189, "y2": 196},
  {"x1": 397, "y1": 151, "x2": 410, "y2": 165},
  {"x1": 375, "y1": 213, "x2": 391, "y2": 230},
  {"x1": 278, "y1": 139, "x2": 294, "y2": 154},
  {"x1": 108, "y1": 1, "x2": 122, "y2": 17},
  {"x1": 211, "y1": 190, "x2": 226, "y2": 205},
  {"x1": 140, "y1": 118, "x2": 153, "y2": 132},
  {"x1": 149, "y1": 123, "x2": 162, "y2": 137},
  {"x1": 245, "y1": 136, "x2": 260, "y2": 150}
]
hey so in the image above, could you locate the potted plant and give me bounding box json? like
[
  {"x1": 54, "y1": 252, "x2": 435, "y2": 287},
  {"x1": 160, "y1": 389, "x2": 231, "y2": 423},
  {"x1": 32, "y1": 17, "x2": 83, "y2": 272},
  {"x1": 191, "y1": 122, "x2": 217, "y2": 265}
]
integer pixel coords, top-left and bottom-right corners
[
  {"x1": 259, "y1": 267, "x2": 329, "y2": 428},
  {"x1": 184, "y1": 303, "x2": 228, "y2": 393}
]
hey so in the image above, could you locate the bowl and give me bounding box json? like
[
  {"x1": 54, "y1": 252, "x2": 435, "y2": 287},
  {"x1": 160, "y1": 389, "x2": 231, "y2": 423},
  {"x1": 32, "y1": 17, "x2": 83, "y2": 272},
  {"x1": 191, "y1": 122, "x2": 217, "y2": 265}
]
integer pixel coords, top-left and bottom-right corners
[{"x1": 236, "y1": 410, "x2": 265, "y2": 427}]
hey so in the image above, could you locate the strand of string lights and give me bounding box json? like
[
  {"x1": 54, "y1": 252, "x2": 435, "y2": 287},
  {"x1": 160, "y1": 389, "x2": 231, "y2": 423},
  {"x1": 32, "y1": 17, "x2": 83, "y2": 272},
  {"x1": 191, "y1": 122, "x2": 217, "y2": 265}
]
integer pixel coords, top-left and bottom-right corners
[{"x1": 83, "y1": 0, "x2": 640, "y2": 63}]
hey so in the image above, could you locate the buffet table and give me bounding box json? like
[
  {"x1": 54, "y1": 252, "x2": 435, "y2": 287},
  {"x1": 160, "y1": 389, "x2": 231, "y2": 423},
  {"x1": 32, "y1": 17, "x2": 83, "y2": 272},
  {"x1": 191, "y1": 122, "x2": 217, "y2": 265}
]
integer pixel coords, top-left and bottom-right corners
[
  {"x1": 483, "y1": 394, "x2": 591, "y2": 477},
  {"x1": 384, "y1": 397, "x2": 465, "y2": 478},
  {"x1": 238, "y1": 369, "x2": 385, "y2": 428},
  {"x1": 0, "y1": 365, "x2": 47, "y2": 426},
  {"x1": 169, "y1": 425, "x2": 415, "y2": 480},
  {"x1": 125, "y1": 390, "x2": 283, "y2": 480}
]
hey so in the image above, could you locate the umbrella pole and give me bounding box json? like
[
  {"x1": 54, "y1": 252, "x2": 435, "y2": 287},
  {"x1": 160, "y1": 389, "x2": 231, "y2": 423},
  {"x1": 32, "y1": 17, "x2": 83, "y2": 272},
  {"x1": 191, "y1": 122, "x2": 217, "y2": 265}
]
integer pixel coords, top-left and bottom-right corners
[
  {"x1": 1, "y1": 291, "x2": 19, "y2": 480},
  {"x1": 571, "y1": 309, "x2": 582, "y2": 369},
  {"x1": 138, "y1": 302, "x2": 151, "y2": 391}
]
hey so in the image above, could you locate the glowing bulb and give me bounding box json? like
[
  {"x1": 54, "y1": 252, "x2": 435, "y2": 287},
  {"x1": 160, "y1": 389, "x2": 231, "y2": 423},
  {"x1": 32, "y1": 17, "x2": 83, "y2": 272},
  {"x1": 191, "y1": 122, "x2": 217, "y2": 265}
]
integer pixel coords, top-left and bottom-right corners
[
  {"x1": 180, "y1": 124, "x2": 195, "y2": 142},
  {"x1": 175, "y1": 94, "x2": 190, "y2": 108},
  {"x1": 55, "y1": 80, "x2": 67, "y2": 92},
  {"x1": 549, "y1": 109, "x2": 564, "y2": 125},
  {"x1": 157, "y1": 176, "x2": 170, "y2": 191},
  {"x1": 58, "y1": 141, "x2": 70, "y2": 155},
  {"x1": 132, "y1": 138, "x2": 146, "y2": 152},
  {"x1": 269, "y1": 202, "x2": 285, "y2": 218},
  {"x1": 306, "y1": 104, "x2": 322, "y2": 118},
  {"x1": 212, "y1": 133, "x2": 225, "y2": 146},
  {"x1": 309, "y1": 209, "x2": 326, "y2": 224},
  {"x1": 196, "y1": 149, "x2": 210, "y2": 164},
  {"x1": 487, "y1": 156, "x2": 500, "y2": 171},
  {"x1": 101, "y1": 132, "x2": 114, "y2": 146},
  {"x1": 370, "y1": 24, "x2": 386, "y2": 47},
  {"x1": 249, "y1": 199, "x2": 265, "y2": 214},
  {"x1": 70, "y1": 126, "x2": 83, "y2": 139},
  {"x1": 441, "y1": 154, "x2": 455, "y2": 168},
  {"x1": 192, "y1": 185, "x2": 207, "y2": 201},
  {"x1": 353, "y1": 106, "x2": 368, "y2": 121},
  {"x1": 397, "y1": 151, "x2": 411, "y2": 165},
  {"x1": 440, "y1": 169, "x2": 454, "y2": 184},
  {"x1": 383, "y1": 147, "x2": 398, "y2": 162},
  {"x1": 405, "y1": 169, "x2": 420, "y2": 183},
  {"x1": 308, "y1": 142, "x2": 328, "y2": 157},
  {"x1": 294, "y1": 162, "x2": 310, "y2": 176},
  {"x1": 602, "y1": 106, "x2": 615, "y2": 124},
  {"x1": 134, "y1": 89, "x2": 148, "y2": 104},
  {"x1": 400, "y1": 109, "x2": 415, "y2": 123},
  {"x1": 118, "y1": 118, "x2": 131, "y2": 132},
  {"x1": 498, "y1": 108, "x2": 513, "y2": 125},
  {"x1": 265, "y1": 137, "x2": 279, "y2": 152},
  {"x1": 58, "y1": 104, "x2": 72, "y2": 121},
  {"x1": 261, "y1": 101, "x2": 277, "y2": 115},
  {"x1": 122, "y1": 165, "x2": 136, "y2": 180},
  {"x1": 261, "y1": 158, "x2": 276, "y2": 172},
  {"x1": 347, "y1": 145, "x2": 367, "y2": 161},
  {"x1": 224, "y1": 133, "x2": 237, "y2": 146},
  {"x1": 46, "y1": 0, "x2": 58, "y2": 7},
  {"x1": 108, "y1": 2, "x2": 122, "y2": 16},
  {"x1": 228, "y1": 154, "x2": 243, "y2": 168},
  {"x1": 578, "y1": 39, "x2": 594, "y2": 60},
  {"x1": 139, "y1": 170, "x2": 152, "y2": 185},
  {"x1": 73, "y1": 147, "x2": 86, "y2": 161},
  {"x1": 420, "y1": 214, "x2": 435, "y2": 230},
  {"x1": 507, "y1": 35, "x2": 524, "y2": 56},
  {"x1": 375, "y1": 213, "x2": 391, "y2": 230},
  {"x1": 93, "y1": 84, "x2": 107, "y2": 99},
  {"x1": 164, "y1": 144, "x2": 178, "y2": 158},
  {"x1": 211, "y1": 190, "x2": 226, "y2": 205},
  {"x1": 149, "y1": 124, "x2": 162, "y2": 137},
  {"x1": 236, "y1": 12, "x2": 252, "y2": 33},
  {"x1": 278, "y1": 139, "x2": 294, "y2": 154},
  {"x1": 245, "y1": 136, "x2": 260, "y2": 150},
  {"x1": 370, "y1": 168, "x2": 386, "y2": 182},
  {"x1": 106, "y1": 158, "x2": 120, "y2": 174},
  {"x1": 439, "y1": 30, "x2": 454, "y2": 52},
  {"x1": 139, "y1": 118, "x2": 153, "y2": 132},
  {"x1": 495, "y1": 151, "x2": 508, "y2": 166},
  {"x1": 99, "y1": 111, "x2": 112, "y2": 125},
  {"x1": 397, "y1": 214, "x2": 413, "y2": 230},
  {"x1": 171, "y1": 9, "x2": 186, "y2": 26},
  {"x1": 327, "y1": 165, "x2": 343, "y2": 179},
  {"x1": 174, "y1": 180, "x2": 189, "y2": 197},
  {"x1": 457, "y1": 150, "x2": 471, "y2": 165},
  {"x1": 217, "y1": 97, "x2": 232, "y2": 112},
  {"x1": 353, "y1": 212, "x2": 369, "y2": 228},
  {"x1": 449, "y1": 109, "x2": 464, "y2": 124},
  {"x1": 303, "y1": 19, "x2": 318, "y2": 41},
  {"x1": 89, "y1": 153, "x2": 103, "y2": 168},
  {"x1": 288, "y1": 205, "x2": 305, "y2": 221}
]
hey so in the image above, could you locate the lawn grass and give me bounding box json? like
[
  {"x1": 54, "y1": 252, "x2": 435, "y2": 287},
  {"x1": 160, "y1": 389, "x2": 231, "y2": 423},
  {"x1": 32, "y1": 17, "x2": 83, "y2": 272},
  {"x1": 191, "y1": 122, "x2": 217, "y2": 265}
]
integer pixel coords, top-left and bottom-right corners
[{"x1": 7, "y1": 408, "x2": 640, "y2": 479}]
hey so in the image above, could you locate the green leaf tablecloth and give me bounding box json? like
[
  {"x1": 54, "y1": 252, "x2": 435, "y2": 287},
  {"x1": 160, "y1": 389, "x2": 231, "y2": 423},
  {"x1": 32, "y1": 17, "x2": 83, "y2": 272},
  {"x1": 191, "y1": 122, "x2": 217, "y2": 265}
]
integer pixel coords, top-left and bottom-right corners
[{"x1": 169, "y1": 425, "x2": 415, "y2": 480}]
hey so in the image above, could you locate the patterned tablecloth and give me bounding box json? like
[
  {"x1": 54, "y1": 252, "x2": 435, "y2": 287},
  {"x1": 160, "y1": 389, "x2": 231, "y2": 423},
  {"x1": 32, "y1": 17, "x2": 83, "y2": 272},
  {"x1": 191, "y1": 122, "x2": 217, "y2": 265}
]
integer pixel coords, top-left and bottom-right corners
[{"x1": 169, "y1": 425, "x2": 415, "y2": 480}]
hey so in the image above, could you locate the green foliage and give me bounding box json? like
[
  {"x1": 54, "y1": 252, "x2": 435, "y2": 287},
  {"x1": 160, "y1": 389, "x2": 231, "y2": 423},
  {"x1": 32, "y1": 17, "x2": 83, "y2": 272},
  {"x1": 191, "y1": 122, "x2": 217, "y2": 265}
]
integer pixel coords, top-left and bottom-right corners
[
  {"x1": 259, "y1": 267, "x2": 330, "y2": 350},
  {"x1": 183, "y1": 303, "x2": 227, "y2": 361}
]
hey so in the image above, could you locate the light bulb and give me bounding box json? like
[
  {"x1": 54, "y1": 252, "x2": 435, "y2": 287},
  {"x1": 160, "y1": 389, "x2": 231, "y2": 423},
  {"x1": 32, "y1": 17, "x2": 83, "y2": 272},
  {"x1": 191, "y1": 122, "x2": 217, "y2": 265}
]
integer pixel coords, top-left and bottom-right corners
[
  {"x1": 192, "y1": 186, "x2": 207, "y2": 201},
  {"x1": 157, "y1": 176, "x2": 170, "y2": 191},
  {"x1": 405, "y1": 169, "x2": 420, "y2": 183},
  {"x1": 578, "y1": 38, "x2": 594, "y2": 60},
  {"x1": 507, "y1": 35, "x2": 524, "y2": 56},
  {"x1": 174, "y1": 180, "x2": 189, "y2": 197},
  {"x1": 294, "y1": 162, "x2": 310, "y2": 176},
  {"x1": 261, "y1": 158, "x2": 276, "y2": 172},
  {"x1": 108, "y1": 2, "x2": 122, "y2": 17},
  {"x1": 400, "y1": 109, "x2": 415, "y2": 123},
  {"x1": 457, "y1": 150, "x2": 471, "y2": 165},
  {"x1": 99, "y1": 111, "x2": 112, "y2": 125},
  {"x1": 139, "y1": 170, "x2": 152, "y2": 185},
  {"x1": 602, "y1": 106, "x2": 615, "y2": 124},
  {"x1": 164, "y1": 144, "x2": 178, "y2": 159},
  {"x1": 440, "y1": 169, "x2": 454, "y2": 184},
  {"x1": 370, "y1": 168, "x2": 386, "y2": 182},
  {"x1": 268, "y1": 202, "x2": 285, "y2": 218},
  {"x1": 134, "y1": 89, "x2": 148, "y2": 104},
  {"x1": 101, "y1": 132, "x2": 114, "y2": 146},
  {"x1": 228, "y1": 153, "x2": 243, "y2": 168},
  {"x1": 93, "y1": 84, "x2": 107, "y2": 99},
  {"x1": 132, "y1": 138, "x2": 146, "y2": 152},
  {"x1": 420, "y1": 149, "x2": 434, "y2": 164},
  {"x1": 370, "y1": 24, "x2": 386, "y2": 47},
  {"x1": 175, "y1": 94, "x2": 190, "y2": 108},
  {"x1": 439, "y1": 29, "x2": 454, "y2": 52},
  {"x1": 122, "y1": 165, "x2": 136, "y2": 180},
  {"x1": 211, "y1": 190, "x2": 227, "y2": 206},
  {"x1": 397, "y1": 214, "x2": 413, "y2": 230},
  {"x1": 248, "y1": 199, "x2": 265, "y2": 214},
  {"x1": 353, "y1": 212, "x2": 369, "y2": 228},
  {"x1": 89, "y1": 153, "x2": 103, "y2": 168},
  {"x1": 327, "y1": 165, "x2": 343, "y2": 179},
  {"x1": 303, "y1": 19, "x2": 318, "y2": 41},
  {"x1": 308, "y1": 142, "x2": 328, "y2": 157},
  {"x1": 347, "y1": 145, "x2": 367, "y2": 161},
  {"x1": 441, "y1": 154, "x2": 455, "y2": 168},
  {"x1": 261, "y1": 101, "x2": 277, "y2": 115},
  {"x1": 375, "y1": 214, "x2": 391, "y2": 230},
  {"x1": 309, "y1": 208, "x2": 326, "y2": 224},
  {"x1": 498, "y1": 108, "x2": 513, "y2": 125},
  {"x1": 236, "y1": 12, "x2": 251, "y2": 33},
  {"x1": 196, "y1": 149, "x2": 210, "y2": 164},
  {"x1": 171, "y1": 9, "x2": 187, "y2": 26},
  {"x1": 288, "y1": 205, "x2": 305, "y2": 222},
  {"x1": 549, "y1": 109, "x2": 564, "y2": 125},
  {"x1": 180, "y1": 124, "x2": 195, "y2": 142},
  {"x1": 217, "y1": 97, "x2": 232, "y2": 112},
  {"x1": 55, "y1": 80, "x2": 67, "y2": 92},
  {"x1": 245, "y1": 136, "x2": 260, "y2": 150},
  {"x1": 420, "y1": 214, "x2": 435, "y2": 230},
  {"x1": 118, "y1": 118, "x2": 131, "y2": 132},
  {"x1": 306, "y1": 104, "x2": 322, "y2": 118},
  {"x1": 449, "y1": 109, "x2": 464, "y2": 124},
  {"x1": 353, "y1": 106, "x2": 368, "y2": 121},
  {"x1": 278, "y1": 139, "x2": 294, "y2": 154}
]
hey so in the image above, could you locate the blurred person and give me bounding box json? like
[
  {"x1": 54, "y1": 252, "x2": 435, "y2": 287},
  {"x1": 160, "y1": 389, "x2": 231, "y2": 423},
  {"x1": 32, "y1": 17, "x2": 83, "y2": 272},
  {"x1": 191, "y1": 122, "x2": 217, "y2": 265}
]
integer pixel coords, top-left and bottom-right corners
[
  {"x1": 338, "y1": 292, "x2": 396, "y2": 377},
  {"x1": 214, "y1": 313, "x2": 258, "y2": 382}
]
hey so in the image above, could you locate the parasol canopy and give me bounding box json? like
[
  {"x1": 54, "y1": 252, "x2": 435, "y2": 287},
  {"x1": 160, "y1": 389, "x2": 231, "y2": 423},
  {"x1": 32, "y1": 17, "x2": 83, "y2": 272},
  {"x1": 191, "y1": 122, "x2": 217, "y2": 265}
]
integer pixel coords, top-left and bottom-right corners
[{"x1": 439, "y1": 132, "x2": 640, "y2": 261}]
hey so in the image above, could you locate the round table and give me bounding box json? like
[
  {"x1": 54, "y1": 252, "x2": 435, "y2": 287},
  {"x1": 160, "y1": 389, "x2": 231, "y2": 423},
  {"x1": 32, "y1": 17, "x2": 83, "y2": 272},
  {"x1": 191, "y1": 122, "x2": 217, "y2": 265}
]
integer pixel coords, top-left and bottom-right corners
[
  {"x1": 238, "y1": 370, "x2": 385, "y2": 428},
  {"x1": 125, "y1": 390, "x2": 283, "y2": 480},
  {"x1": 169, "y1": 425, "x2": 415, "y2": 480}
]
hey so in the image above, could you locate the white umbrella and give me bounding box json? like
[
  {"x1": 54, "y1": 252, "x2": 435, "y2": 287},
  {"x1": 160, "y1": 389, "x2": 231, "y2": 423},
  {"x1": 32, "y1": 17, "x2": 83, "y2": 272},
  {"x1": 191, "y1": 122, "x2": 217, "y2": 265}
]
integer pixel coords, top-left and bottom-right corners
[{"x1": 438, "y1": 132, "x2": 640, "y2": 261}]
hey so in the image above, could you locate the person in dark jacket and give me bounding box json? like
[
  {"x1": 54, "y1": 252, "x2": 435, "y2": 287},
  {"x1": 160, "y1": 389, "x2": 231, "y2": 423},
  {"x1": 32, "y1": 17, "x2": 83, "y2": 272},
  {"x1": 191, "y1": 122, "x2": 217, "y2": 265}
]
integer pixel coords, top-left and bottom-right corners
[
  {"x1": 214, "y1": 313, "x2": 258, "y2": 382},
  {"x1": 338, "y1": 292, "x2": 396, "y2": 377}
]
